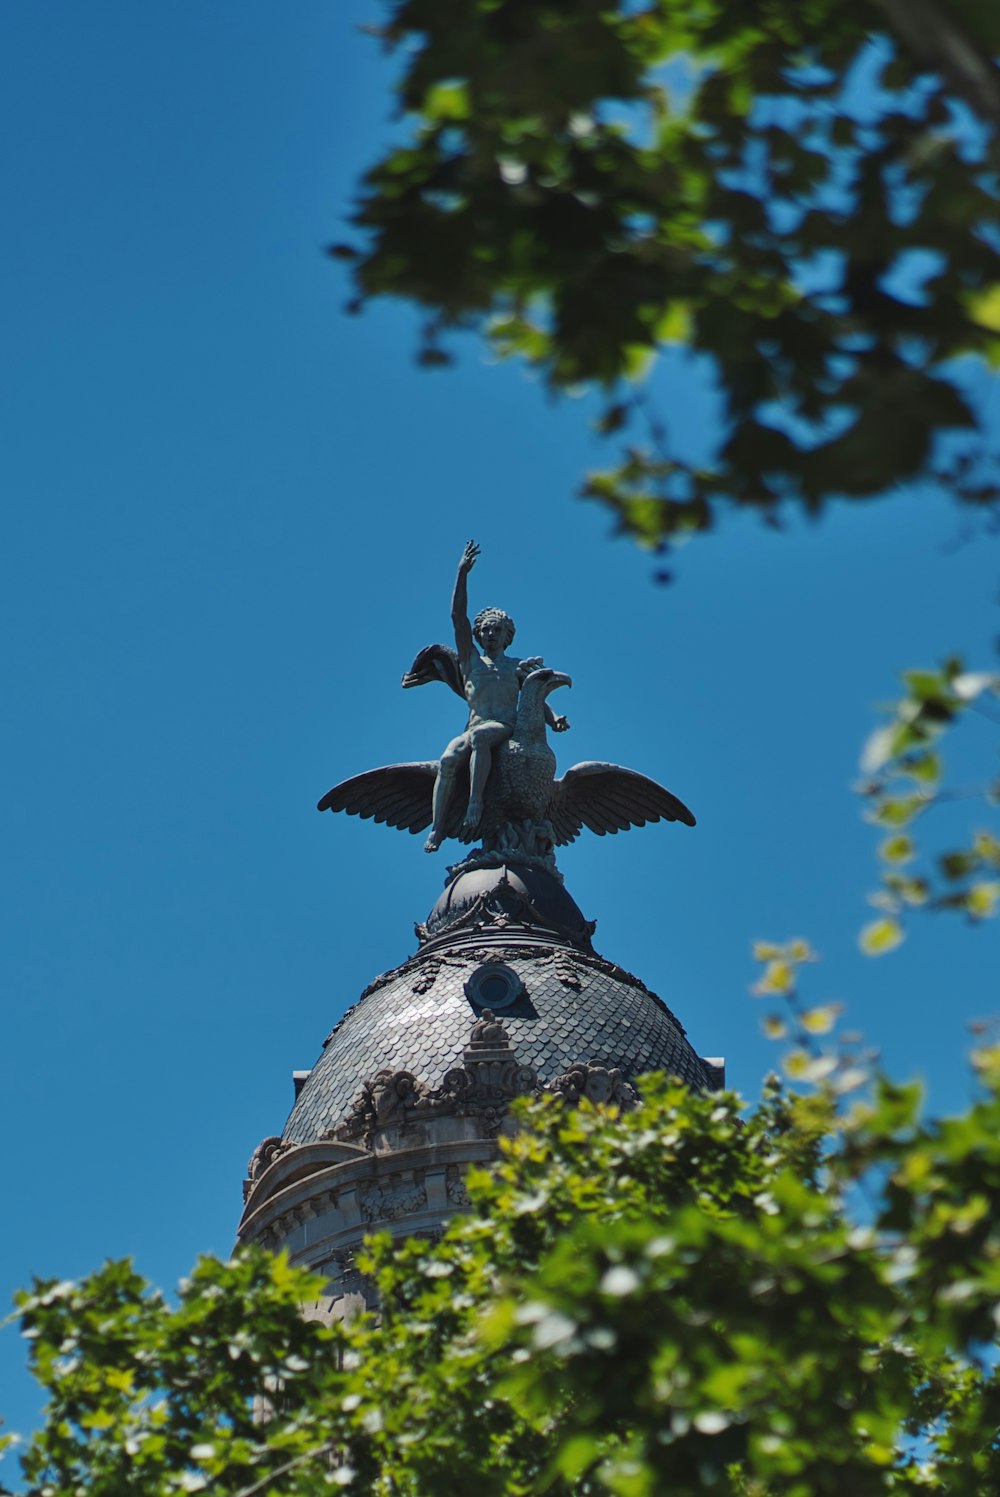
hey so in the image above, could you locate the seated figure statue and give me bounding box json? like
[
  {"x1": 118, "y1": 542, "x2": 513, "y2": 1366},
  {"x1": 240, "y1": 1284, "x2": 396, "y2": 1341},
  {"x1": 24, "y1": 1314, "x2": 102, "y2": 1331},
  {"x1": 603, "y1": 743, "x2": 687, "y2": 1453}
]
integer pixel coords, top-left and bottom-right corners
[
  {"x1": 320, "y1": 541, "x2": 696, "y2": 863},
  {"x1": 417, "y1": 541, "x2": 569, "y2": 852}
]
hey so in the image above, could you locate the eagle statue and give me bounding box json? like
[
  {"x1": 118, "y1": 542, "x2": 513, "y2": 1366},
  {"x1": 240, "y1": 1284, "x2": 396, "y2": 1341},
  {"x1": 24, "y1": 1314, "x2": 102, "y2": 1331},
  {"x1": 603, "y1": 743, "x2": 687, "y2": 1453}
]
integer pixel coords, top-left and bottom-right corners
[{"x1": 318, "y1": 663, "x2": 695, "y2": 873}]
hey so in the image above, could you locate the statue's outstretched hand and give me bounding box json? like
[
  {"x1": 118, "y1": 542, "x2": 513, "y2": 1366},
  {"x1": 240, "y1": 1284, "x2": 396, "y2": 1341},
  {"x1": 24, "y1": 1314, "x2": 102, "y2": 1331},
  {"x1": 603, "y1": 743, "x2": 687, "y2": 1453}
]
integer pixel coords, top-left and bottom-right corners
[
  {"x1": 460, "y1": 539, "x2": 480, "y2": 573},
  {"x1": 551, "y1": 715, "x2": 570, "y2": 733}
]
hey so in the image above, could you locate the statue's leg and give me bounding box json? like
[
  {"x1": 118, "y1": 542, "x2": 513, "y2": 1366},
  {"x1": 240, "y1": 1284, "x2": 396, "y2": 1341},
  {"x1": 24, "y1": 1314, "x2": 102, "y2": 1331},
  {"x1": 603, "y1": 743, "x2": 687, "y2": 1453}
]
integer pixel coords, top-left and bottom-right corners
[
  {"x1": 464, "y1": 723, "x2": 509, "y2": 835},
  {"x1": 425, "y1": 736, "x2": 469, "y2": 852}
]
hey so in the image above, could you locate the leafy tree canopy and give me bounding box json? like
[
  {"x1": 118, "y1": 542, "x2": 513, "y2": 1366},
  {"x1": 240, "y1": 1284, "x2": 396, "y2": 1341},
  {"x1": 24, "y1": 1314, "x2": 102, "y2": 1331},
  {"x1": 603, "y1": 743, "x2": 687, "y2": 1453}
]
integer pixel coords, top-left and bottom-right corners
[
  {"x1": 335, "y1": 0, "x2": 1000, "y2": 547},
  {"x1": 9, "y1": 1004, "x2": 1000, "y2": 1495}
]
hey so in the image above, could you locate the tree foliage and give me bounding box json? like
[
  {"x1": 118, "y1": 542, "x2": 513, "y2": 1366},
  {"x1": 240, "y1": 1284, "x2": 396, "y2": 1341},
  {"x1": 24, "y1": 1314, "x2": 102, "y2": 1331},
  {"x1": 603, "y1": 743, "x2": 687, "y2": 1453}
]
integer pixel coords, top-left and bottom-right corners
[
  {"x1": 9, "y1": 1004, "x2": 1000, "y2": 1495},
  {"x1": 859, "y1": 661, "x2": 1000, "y2": 950},
  {"x1": 336, "y1": 0, "x2": 1000, "y2": 546}
]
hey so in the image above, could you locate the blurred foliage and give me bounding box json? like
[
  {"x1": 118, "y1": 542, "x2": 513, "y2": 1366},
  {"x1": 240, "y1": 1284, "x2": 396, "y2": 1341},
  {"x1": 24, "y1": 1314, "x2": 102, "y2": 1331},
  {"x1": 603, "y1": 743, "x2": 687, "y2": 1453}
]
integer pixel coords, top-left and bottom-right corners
[
  {"x1": 336, "y1": 0, "x2": 1000, "y2": 545},
  {"x1": 858, "y1": 659, "x2": 1000, "y2": 949},
  {"x1": 10, "y1": 1011, "x2": 1000, "y2": 1494}
]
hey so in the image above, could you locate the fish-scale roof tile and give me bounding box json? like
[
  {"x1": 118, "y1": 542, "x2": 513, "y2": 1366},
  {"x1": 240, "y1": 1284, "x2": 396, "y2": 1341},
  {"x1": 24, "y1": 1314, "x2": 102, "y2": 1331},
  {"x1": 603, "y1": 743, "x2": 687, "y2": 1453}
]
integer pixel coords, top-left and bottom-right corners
[{"x1": 284, "y1": 941, "x2": 718, "y2": 1144}]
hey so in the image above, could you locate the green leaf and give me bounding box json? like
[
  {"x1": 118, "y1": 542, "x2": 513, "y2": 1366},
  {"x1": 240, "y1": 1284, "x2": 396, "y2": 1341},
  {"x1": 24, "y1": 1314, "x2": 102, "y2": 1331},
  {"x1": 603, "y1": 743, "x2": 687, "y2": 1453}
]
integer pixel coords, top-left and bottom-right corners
[
  {"x1": 965, "y1": 284, "x2": 1000, "y2": 333},
  {"x1": 966, "y1": 881, "x2": 1000, "y2": 919},
  {"x1": 801, "y1": 1004, "x2": 842, "y2": 1035},
  {"x1": 860, "y1": 917, "x2": 905, "y2": 956},
  {"x1": 654, "y1": 302, "x2": 692, "y2": 344},
  {"x1": 880, "y1": 835, "x2": 915, "y2": 864},
  {"x1": 974, "y1": 830, "x2": 1000, "y2": 862},
  {"x1": 423, "y1": 81, "x2": 470, "y2": 122},
  {"x1": 552, "y1": 1432, "x2": 602, "y2": 1481},
  {"x1": 869, "y1": 796, "x2": 928, "y2": 829},
  {"x1": 902, "y1": 670, "x2": 950, "y2": 702},
  {"x1": 752, "y1": 958, "x2": 794, "y2": 996},
  {"x1": 908, "y1": 752, "x2": 941, "y2": 786}
]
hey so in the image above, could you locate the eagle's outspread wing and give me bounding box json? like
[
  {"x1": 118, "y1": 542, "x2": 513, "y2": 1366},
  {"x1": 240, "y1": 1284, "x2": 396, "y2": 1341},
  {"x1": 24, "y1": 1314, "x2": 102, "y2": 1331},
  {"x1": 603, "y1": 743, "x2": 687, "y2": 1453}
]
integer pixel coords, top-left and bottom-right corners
[
  {"x1": 318, "y1": 762, "x2": 439, "y2": 834},
  {"x1": 549, "y1": 761, "x2": 696, "y2": 846},
  {"x1": 318, "y1": 761, "x2": 470, "y2": 841},
  {"x1": 401, "y1": 644, "x2": 466, "y2": 701}
]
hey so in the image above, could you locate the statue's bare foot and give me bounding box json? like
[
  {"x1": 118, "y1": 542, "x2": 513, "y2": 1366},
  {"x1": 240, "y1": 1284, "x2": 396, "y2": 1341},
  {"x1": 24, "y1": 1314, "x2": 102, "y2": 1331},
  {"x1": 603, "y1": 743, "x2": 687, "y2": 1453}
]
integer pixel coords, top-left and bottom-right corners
[
  {"x1": 462, "y1": 802, "x2": 483, "y2": 837},
  {"x1": 424, "y1": 830, "x2": 442, "y2": 853}
]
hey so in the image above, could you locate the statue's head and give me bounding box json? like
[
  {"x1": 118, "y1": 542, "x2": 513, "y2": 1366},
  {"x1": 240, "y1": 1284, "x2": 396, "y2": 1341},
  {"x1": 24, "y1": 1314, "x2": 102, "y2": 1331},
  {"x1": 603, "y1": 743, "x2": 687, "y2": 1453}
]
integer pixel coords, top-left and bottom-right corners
[{"x1": 473, "y1": 607, "x2": 515, "y2": 653}]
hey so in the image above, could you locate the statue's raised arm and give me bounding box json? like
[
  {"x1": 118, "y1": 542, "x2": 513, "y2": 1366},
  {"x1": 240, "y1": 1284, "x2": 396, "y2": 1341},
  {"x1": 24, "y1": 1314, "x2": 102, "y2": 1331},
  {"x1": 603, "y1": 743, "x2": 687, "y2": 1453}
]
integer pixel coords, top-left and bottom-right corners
[
  {"x1": 423, "y1": 539, "x2": 525, "y2": 850},
  {"x1": 451, "y1": 539, "x2": 479, "y2": 671},
  {"x1": 399, "y1": 540, "x2": 480, "y2": 700}
]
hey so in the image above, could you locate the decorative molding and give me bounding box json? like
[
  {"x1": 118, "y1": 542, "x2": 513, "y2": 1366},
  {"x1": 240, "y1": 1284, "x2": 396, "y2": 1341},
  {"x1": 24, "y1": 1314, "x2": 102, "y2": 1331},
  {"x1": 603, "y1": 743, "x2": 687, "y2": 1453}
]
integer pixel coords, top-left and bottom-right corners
[
  {"x1": 549, "y1": 950, "x2": 582, "y2": 990},
  {"x1": 329, "y1": 1010, "x2": 538, "y2": 1143},
  {"x1": 446, "y1": 1164, "x2": 472, "y2": 1209},
  {"x1": 358, "y1": 1174, "x2": 428, "y2": 1224},
  {"x1": 416, "y1": 870, "x2": 597, "y2": 947},
  {"x1": 244, "y1": 1136, "x2": 292, "y2": 1202},
  {"x1": 411, "y1": 960, "x2": 442, "y2": 995},
  {"x1": 545, "y1": 1062, "x2": 638, "y2": 1109},
  {"x1": 319, "y1": 1009, "x2": 649, "y2": 1157}
]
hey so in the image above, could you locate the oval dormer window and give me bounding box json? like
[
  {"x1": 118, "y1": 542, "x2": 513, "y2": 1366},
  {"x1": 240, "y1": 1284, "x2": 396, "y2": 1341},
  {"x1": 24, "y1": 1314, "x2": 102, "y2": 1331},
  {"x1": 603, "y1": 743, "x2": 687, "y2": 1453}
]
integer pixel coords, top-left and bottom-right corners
[{"x1": 465, "y1": 962, "x2": 522, "y2": 1011}]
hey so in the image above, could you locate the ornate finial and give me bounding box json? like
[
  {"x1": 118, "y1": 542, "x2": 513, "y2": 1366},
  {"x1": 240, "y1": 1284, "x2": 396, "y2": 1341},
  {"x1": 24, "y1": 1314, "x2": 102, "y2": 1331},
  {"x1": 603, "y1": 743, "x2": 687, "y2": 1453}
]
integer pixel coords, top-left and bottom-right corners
[{"x1": 318, "y1": 542, "x2": 695, "y2": 872}]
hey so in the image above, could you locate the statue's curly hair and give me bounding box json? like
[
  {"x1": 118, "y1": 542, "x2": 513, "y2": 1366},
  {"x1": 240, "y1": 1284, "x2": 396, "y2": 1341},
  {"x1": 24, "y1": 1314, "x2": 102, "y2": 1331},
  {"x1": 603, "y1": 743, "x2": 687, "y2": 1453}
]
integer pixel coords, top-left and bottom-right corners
[{"x1": 473, "y1": 607, "x2": 516, "y2": 647}]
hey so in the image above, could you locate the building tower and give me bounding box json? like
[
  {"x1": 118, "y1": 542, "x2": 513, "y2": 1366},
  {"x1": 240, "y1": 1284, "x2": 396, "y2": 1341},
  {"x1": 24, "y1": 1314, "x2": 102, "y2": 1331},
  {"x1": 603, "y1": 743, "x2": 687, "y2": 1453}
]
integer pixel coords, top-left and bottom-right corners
[{"x1": 237, "y1": 544, "x2": 721, "y2": 1322}]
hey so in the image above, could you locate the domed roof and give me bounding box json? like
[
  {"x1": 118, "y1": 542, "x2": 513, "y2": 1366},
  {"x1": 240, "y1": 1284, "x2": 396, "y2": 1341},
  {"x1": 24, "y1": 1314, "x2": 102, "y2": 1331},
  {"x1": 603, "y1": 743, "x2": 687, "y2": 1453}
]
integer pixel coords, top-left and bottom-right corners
[
  {"x1": 421, "y1": 860, "x2": 596, "y2": 948},
  {"x1": 284, "y1": 861, "x2": 720, "y2": 1145}
]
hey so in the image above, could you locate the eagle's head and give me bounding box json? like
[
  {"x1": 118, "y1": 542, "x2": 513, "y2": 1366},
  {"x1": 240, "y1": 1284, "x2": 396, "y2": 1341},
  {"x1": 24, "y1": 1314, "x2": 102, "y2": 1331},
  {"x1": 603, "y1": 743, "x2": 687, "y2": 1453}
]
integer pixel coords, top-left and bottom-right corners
[{"x1": 521, "y1": 667, "x2": 572, "y2": 699}]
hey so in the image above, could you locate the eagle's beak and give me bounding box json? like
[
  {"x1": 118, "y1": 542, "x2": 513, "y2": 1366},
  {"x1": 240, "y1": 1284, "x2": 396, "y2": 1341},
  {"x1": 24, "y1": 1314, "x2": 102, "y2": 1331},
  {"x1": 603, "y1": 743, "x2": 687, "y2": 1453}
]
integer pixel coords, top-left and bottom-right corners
[{"x1": 547, "y1": 672, "x2": 572, "y2": 691}]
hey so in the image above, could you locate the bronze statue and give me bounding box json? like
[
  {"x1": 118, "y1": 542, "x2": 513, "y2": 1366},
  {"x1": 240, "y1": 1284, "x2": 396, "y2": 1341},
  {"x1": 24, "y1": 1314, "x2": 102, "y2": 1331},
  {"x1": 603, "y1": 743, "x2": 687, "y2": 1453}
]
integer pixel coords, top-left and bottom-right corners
[
  {"x1": 401, "y1": 541, "x2": 568, "y2": 850},
  {"x1": 318, "y1": 541, "x2": 695, "y2": 873}
]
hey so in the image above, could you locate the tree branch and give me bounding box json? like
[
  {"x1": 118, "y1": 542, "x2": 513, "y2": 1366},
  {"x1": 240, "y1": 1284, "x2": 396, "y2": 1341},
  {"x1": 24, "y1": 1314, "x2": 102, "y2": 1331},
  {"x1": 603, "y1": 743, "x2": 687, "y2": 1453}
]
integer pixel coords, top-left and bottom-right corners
[{"x1": 871, "y1": 0, "x2": 1000, "y2": 131}]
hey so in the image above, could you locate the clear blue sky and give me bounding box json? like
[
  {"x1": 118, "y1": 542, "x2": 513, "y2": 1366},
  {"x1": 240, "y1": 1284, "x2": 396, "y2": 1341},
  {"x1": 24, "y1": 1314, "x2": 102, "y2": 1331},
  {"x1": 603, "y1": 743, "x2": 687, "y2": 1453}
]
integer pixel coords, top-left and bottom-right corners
[{"x1": 2, "y1": 1, "x2": 998, "y2": 1450}]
